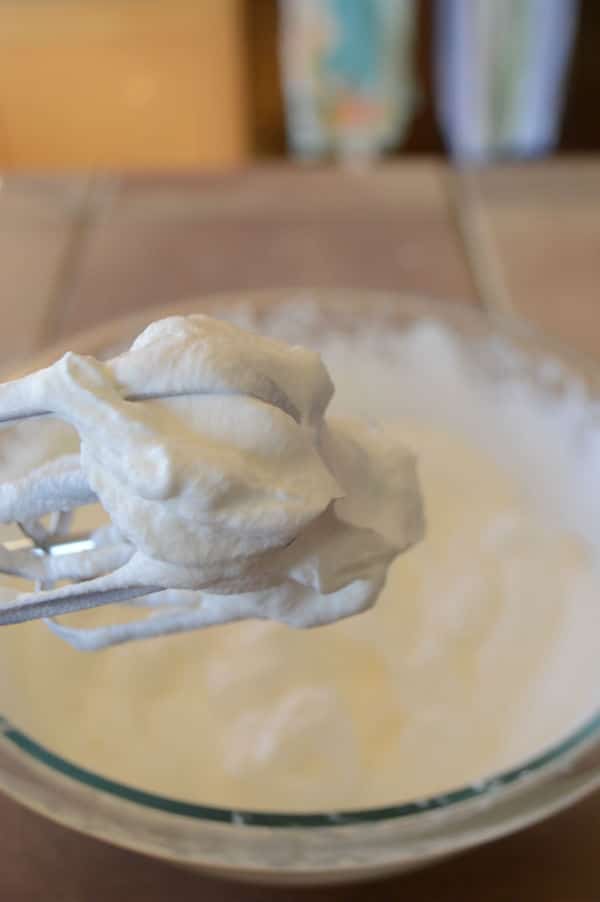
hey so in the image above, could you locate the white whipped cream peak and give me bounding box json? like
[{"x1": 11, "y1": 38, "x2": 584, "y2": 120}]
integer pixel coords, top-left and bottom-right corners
[{"x1": 0, "y1": 314, "x2": 423, "y2": 648}]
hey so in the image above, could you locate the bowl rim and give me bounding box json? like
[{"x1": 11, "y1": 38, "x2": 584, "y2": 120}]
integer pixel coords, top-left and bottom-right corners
[
  {"x1": 1, "y1": 288, "x2": 600, "y2": 830},
  {"x1": 1, "y1": 708, "x2": 599, "y2": 828}
]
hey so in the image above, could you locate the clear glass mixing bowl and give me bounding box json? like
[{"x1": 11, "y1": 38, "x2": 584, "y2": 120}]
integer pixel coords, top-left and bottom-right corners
[{"x1": 0, "y1": 291, "x2": 599, "y2": 887}]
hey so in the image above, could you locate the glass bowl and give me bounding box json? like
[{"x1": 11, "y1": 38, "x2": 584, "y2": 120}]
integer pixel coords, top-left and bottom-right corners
[{"x1": 0, "y1": 290, "x2": 599, "y2": 887}]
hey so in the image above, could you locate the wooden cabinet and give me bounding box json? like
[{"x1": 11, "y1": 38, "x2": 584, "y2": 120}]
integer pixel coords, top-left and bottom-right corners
[{"x1": 0, "y1": 0, "x2": 249, "y2": 168}]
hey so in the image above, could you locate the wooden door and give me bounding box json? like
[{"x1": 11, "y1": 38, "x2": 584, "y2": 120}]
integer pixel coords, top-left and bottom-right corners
[{"x1": 0, "y1": 0, "x2": 249, "y2": 168}]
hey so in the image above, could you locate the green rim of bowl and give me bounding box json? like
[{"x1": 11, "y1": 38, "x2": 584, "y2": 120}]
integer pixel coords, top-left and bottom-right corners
[{"x1": 1, "y1": 709, "x2": 599, "y2": 828}]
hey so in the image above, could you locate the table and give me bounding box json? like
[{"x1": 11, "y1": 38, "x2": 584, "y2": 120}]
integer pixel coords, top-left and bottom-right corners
[{"x1": 1, "y1": 160, "x2": 599, "y2": 900}]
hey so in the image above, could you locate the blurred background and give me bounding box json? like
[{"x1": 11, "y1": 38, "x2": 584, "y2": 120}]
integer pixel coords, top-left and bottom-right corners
[
  {"x1": 1, "y1": 0, "x2": 598, "y2": 381},
  {"x1": 0, "y1": 0, "x2": 596, "y2": 170}
]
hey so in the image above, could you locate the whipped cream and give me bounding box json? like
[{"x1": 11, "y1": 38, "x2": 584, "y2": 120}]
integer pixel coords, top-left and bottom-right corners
[
  {"x1": 1, "y1": 302, "x2": 599, "y2": 811},
  {"x1": 0, "y1": 315, "x2": 423, "y2": 647}
]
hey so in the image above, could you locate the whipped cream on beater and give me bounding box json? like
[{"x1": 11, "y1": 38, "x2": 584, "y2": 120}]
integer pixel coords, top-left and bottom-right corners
[{"x1": 0, "y1": 315, "x2": 423, "y2": 647}]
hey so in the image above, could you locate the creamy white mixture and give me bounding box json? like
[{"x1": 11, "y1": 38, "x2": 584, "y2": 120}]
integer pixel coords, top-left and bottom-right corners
[
  {"x1": 0, "y1": 315, "x2": 422, "y2": 647},
  {"x1": 0, "y1": 306, "x2": 599, "y2": 810}
]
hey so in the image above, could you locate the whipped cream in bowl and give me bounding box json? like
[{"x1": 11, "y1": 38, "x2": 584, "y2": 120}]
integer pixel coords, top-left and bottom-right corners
[{"x1": 0, "y1": 291, "x2": 599, "y2": 885}]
